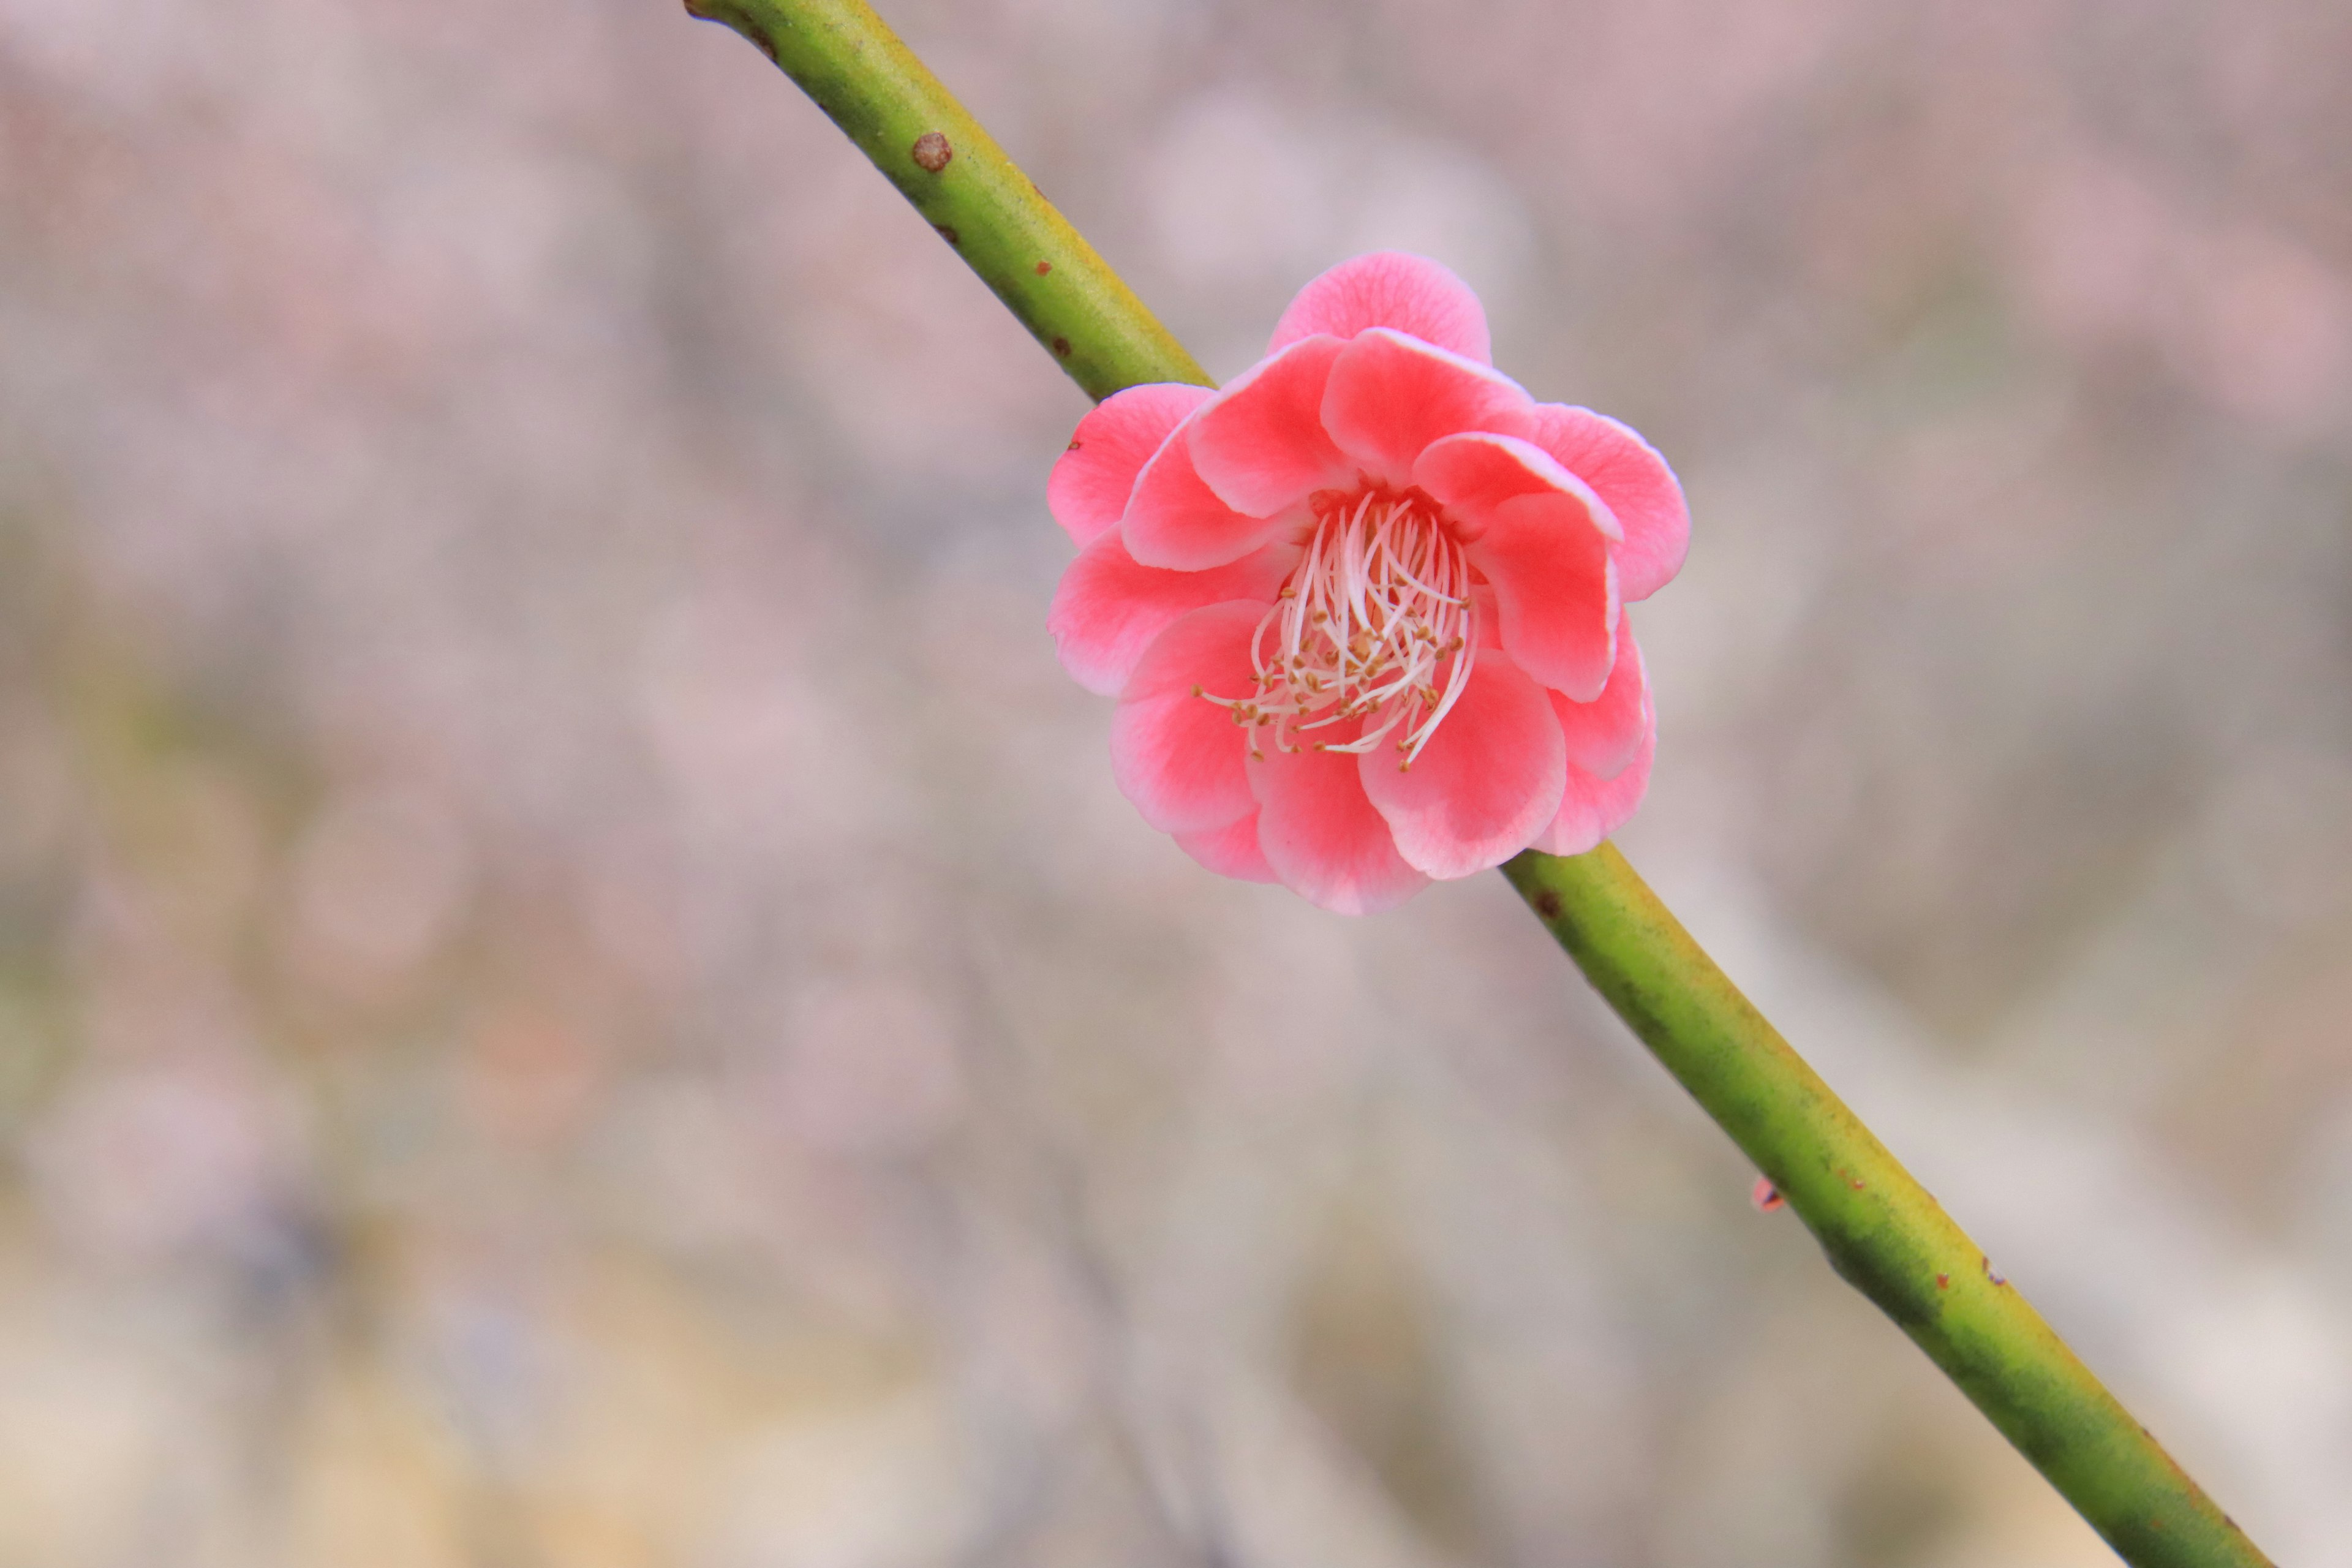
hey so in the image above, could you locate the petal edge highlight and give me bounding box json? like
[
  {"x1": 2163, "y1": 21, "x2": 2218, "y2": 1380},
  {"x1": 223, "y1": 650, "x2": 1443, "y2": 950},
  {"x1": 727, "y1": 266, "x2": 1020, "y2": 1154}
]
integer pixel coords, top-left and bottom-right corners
[
  {"x1": 1547, "y1": 612, "x2": 1649, "y2": 782},
  {"x1": 1268, "y1": 252, "x2": 1493, "y2": 364},
  {"x1": 1123, "y1": 419, "x2": 1292, "y2": 571},
  {"x1": 1526, "y1": 404, "x2": 1688, "y2": 601},
  {"x1": 1050, "y1": 528, "x2": 1296, "y2": 696},
  {"x1": 1359, "y1": 652, "x2": 1566, "y2": 879},
  {"x1": 1321, "y1": 329, "x2": 1536, "y2": 489},
  {"x1": 1048, "y1": 383, "x2": 1215, "y2": 545},
  {"x1": 1529, "y1": 725, "x2": 1654, "y2": 858},
  {"x1": 1464, "y1": 489, "x2": 1619, "y2": 701},
  {"x1": 1174, "y1": 812, "x2": 1277, "y2": 883},
  {"x1": 1414, "y1": 430, "x2": 1622, "y2": 545},
  {"x1": 1186, "y1": 335, "x2": 1352, "y2": 518},
  {"x1": 1247, "y1": 742, "x2": 1430, "y2": 914},
  {"x1": 1109, "y1": 602, "x2": 1267, "y2": 836}
]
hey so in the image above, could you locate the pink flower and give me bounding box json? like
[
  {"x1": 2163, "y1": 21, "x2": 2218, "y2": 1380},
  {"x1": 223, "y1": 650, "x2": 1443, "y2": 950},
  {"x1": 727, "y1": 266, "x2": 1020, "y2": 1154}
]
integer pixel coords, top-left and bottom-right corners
[{"x1": 1047, "y1": 253, "x2": 1688, "y2": 914}]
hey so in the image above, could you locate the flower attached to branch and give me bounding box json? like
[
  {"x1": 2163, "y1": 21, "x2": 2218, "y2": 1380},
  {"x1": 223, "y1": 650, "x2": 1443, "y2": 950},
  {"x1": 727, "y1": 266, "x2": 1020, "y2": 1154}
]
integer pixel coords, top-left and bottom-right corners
[{"x1": 1048, "y1": 253, "x2": 1687, "y2": 913}]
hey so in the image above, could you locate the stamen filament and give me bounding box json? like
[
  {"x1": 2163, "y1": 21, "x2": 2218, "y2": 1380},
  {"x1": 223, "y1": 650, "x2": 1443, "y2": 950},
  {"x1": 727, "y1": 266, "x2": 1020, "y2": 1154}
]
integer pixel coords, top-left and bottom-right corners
[{"x1": 1199, "y1": 489, "x2": 1477, "y2": 771}]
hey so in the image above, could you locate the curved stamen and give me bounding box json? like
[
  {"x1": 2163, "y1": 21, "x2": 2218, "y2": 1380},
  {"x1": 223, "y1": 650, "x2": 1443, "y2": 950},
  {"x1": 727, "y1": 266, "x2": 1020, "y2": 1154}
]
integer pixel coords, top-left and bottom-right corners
[{"x1": 1199, "y1": 489, "x2": 1477, "y2": 769}]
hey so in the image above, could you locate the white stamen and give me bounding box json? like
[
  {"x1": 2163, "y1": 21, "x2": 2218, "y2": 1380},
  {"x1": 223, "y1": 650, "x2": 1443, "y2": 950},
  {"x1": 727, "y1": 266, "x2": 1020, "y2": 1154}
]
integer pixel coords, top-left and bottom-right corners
[{"x1": 1200, "y1": 489, "x2": 1477, "y2": 769}]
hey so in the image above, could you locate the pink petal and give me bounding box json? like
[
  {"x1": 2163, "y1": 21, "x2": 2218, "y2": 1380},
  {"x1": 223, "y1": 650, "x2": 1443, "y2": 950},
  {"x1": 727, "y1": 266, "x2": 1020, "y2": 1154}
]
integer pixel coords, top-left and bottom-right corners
[
  {"x1": 1412, "y1": 431, "x2": 1622, "y2": 545},
  {"x1": 1526, "y1": 404, "x2": 1689, "y2": 601},
  {"x1": 1174, "y1": 812, "x2": 1278, "y2": 883},
  {"x1": 1123, "y1": 418, "x2": 1292, "y2": 571},
  {"x1": 1246, "y1": 742, "x2": 1430, "y2": 914},
  {"x1": 1047, "y1": 384, "x2": 1215, "y2": 545},
  {"x1": 1468, "y1": 582, "x2": 1503, "y2": 649},
  {"x1": 1319, "y1": 329, "x2": 1536, "y2": 488},
  {"x1": 1049, "y1": 527, "x2": 1298, "y2": 696},
  {"x1": 1268, "y1": 252, "x2": 1493, "y2": 365},
  {"x1": 1528, "y1": 725, "x2": 1654, "y2": 858},
  {"x1": 1548, "y1": 614, "x2": 1648, "y2": 781},
  {"x1": 1463, "y1": 488, "x2": 1619, "y2": 701},
  {"x1": 1358, "y1": 651, "x2": 1567, "y2": 879},
  {"x1": 1185, "y1": 335, "x2": 1353, "y2": 518},
  {"x1": 1110, "y1": 602, "x2": 1267, "y2": 835}
]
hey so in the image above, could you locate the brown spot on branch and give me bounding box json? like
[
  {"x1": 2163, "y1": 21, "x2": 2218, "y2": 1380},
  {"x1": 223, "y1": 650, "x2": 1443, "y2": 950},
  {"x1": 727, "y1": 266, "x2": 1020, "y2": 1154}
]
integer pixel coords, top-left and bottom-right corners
[{"x1": 911, "y1": 132, "x2": 952, "y2": 172}]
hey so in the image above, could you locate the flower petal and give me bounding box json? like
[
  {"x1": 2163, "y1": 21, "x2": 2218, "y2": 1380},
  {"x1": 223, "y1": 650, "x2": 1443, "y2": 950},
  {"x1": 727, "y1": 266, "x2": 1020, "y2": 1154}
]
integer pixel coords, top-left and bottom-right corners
[
  {"x1": 1268, "y1": 252, "x2": 1493, "y2": 364},
  {"x1": 1050, "y1": 527, "x2": 1297, "y2": 696},
  {"x1": 1185, "y1": 335, "x2": 1353, "y2": 518},
  {"x1": 1320, "y1": 329, "x2": 1536, "y2": 488},
  {"x1": 1529, "y1": 726, "x2": 1654, "y2": 858},
  {"x1": 1110, "y1": 602, "x2": 1267, "y2": 835},
  {"x1": 1526, "y1": 404, "x2": 1689, "y2": 601},
  {"x1": 1412, "y1": 431, "x2": 1621, "y2": 545},
  {"x1": 1174, "y1": 812, "x2": 1278, "y2": 883},
  {"x1": 1247, "y1": 741, "x2": 1429, "y2": 914},
  {"x1": 1123, "y1": 418, "x2": 1292, "y2": 570},
  {"x1": 1463, "y1": 488, "x2": 1619, "y2": 701},
  {"x1": 1358, "y1": 651, "x2": 1566, "y2": 879},
  {"x1": 1548, "y1": 614, "x2": 1649, "y2": 781},
  {"x1": 1047, "y1": 383, "x2": 1215, "y2": 545}
]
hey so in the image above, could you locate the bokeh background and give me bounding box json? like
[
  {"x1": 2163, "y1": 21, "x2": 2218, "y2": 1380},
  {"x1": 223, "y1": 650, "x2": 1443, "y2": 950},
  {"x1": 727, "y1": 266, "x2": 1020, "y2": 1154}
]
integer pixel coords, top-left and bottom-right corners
[{"x1": 2, "y1": 0, "x2": 2348, "y2": 1562}]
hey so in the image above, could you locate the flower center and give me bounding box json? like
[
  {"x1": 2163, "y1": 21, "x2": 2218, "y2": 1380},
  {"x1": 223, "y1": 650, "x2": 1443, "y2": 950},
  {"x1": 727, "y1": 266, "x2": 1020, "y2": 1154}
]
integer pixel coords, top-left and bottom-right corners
[{"x1": 1200, "y1": 488, "x2": 1476, "y2": 770}]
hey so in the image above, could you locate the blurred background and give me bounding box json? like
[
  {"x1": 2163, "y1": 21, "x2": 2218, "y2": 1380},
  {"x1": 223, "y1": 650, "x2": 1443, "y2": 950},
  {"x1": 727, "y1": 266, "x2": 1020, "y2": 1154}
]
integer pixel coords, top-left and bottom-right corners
[{"x1": 1, "y1": 0, "x2": 2348, "y2": 1563}]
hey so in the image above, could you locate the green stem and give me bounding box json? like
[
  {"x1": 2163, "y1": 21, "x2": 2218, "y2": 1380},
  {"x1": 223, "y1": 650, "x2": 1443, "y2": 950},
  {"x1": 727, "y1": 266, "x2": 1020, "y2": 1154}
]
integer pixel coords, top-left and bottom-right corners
[
  {"x1": 1502, "y1": 845, "x2": 2263, "y2": 1566},
  {"x1": 685, "y1": 3, "x2": 2274, "y2": 1562},
  {"x1": 684, "y1": 0, "x2": 1207, "y2": 400}
]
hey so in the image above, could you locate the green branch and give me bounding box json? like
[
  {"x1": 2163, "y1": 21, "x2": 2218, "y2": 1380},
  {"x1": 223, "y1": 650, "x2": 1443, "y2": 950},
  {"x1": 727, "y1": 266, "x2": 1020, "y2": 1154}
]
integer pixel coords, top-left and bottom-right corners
[
  {"x1": 684, "y1": 0, "x2": 1205, "y2": 401},
  {"x1": 1502, "y1": 846, "x2": 2263, "y2": 1564},
  {"x1": 683, "y1": 2, "x2": 2273, "y2": 1562}
]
